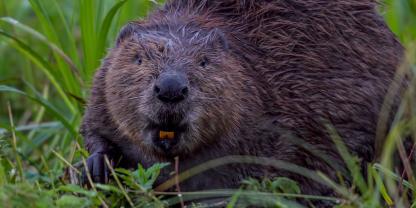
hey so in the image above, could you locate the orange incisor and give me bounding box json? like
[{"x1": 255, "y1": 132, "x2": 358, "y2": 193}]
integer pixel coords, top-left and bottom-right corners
[{"x1": 159, "y1": 131, "x2": 175, "y2": 139}]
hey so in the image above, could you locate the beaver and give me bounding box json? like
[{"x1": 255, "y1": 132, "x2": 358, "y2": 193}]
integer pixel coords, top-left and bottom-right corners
[{"x1": 81, "y1": 0, "x2": 404, "y2": 203}]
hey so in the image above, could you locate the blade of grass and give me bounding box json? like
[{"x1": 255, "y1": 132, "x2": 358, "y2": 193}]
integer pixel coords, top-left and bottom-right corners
[
  {"x1": 379, "y1": 121, "x2": 405, "y2": 198},
  {"x1": 160, "y1": 190, "x2": 339, "y2": 207},
  {"x1": 155, "y1": 155, "x2": 330, "y2": 192},
  {"x1": 367, "y1": 165, "x2": 382, "y2": 207},
  {"x1": 52, "y1": 150, "x2": 80, "y2": 175},
  {"x1": 0, "y1": 122, "x2": 61, "y2": 136},
  {"x1": 316, "y1": 172, "x2": 359, "y2": 203},
  {"x1": 372, "y1": 165, "x2": 394, "y2": 206},
  {"x1": 0, "y1": 162, "x2": 6, "y2": 185},
  {"x1": 7, "y1": 102, "x2": 25, "y2": 182},
  {"x1": 27, "y1": 84, "x2": 49, "y2": 139},
  {"x1": 0, "y1": 17, "x2": 83, "y2": 86},
  {"x1": 49, "y1": 0, "x2": 81, "y2": 68},
  {"x1": 0, "y1": 30, "x2": 77, "y2": 114},
  {"x1": 96, "y1": 0, "x2": 128, "y2": 59},
  {"x1": 79, "y1": 0, "x2": 97, "y2": 79},
  {"x1": 227, "y1": 189, "x2": 242, "y2": 208},
  {"x1": 0, "y1": 85, "x2": 76, "y2": 136},
  {"x1": 326, "y1": 125, "x2": 368, "y2": 194},
  {"x1": 103, "y1": 155, "x2": 134, "y2": 207},
  {"x1": 373, "y1": 163, "x2": 414, "y2": 191},
  {"x1": 28, "y1": 0, "x2": 81, "y2": 95},
  {"x1": 75, "y1": 145, "x2": 109, "y2": 208}
]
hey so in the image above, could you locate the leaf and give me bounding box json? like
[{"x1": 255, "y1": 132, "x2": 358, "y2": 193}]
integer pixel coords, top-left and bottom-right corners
[
  {"x1": 227, "y1": 189, "x2": 243, "y2": 208},
  {"x1": 58, "y1": 184, "x2": 97, "y2": 198},
  {"x1": 95, "y1": 183, "x2": 123, "y2": 194},
  {"x1": 271, "y1": 178, "x2": 301, "y2": 194},
  {"x1": 56, "y1": 195, "x2": 90, "y2": 208},
  {"x1": 145, "y1": 163, "x2": 169, "y2": 188},
  {"x1": 115, "y1": 168, "x2": 133, "y2": 176}
]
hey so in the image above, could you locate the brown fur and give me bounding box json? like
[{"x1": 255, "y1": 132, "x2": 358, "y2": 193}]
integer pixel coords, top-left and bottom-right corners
[{"x1": 81, "y1": 0, "x2": 404, "y2": 204}]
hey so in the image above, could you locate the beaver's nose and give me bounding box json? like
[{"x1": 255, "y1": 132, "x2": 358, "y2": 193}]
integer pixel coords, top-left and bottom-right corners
[{"x1": 154, "y1": 72, "x2": 189, "y2": 103}]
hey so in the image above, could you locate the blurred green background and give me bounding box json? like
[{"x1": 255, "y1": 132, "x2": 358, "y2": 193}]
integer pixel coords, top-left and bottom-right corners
[{"x1": 0, "y1": 0, "x2": 415, "y2": 207}]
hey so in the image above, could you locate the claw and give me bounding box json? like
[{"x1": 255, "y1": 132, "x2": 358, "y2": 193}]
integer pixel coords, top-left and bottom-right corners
[{"x1": 82, "y1": 152, "x2": 111, "y2": 186}]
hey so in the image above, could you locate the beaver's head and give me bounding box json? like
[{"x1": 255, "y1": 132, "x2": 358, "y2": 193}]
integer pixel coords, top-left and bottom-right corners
[{"x1": 104, "y1": 21, "x2": 259, "y2": 157}]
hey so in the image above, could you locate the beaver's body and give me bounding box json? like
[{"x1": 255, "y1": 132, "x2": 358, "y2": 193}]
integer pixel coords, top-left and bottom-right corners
[{"x1": 81, "y1": 0, "x2": 403, "y2": 201}]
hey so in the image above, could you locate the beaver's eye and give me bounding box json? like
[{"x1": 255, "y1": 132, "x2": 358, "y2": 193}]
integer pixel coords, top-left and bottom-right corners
[
  {"x1": 200, "y1": 57, "x2": 208, "y2": 68},
  {"x1": 134, "y1": 54, "x2": 142, "y2": 65}
]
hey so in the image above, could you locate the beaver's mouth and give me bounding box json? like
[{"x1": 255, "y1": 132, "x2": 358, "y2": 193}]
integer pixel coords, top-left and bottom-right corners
[{"x1": 146, "y1": 120, "x2": 188, "y2": 154}]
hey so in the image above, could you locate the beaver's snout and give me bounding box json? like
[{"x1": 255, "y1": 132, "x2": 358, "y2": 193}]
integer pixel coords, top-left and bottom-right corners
[
  {"x1": 154, "y1": 71, "x2": 189, "y2": 103},
  {"x1": 150, "y1": 71, "x2": 190, "y2": 154}
]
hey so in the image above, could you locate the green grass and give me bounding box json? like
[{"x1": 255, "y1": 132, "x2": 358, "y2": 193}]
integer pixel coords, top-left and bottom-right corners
[{"x1": 0, "y1": 0, "x2": 415, "y2": 207}]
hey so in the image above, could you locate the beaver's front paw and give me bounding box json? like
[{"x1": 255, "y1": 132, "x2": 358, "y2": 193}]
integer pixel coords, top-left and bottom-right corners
[{"x1": 82, "y1": 152, "x2": 111, "y2": 185}]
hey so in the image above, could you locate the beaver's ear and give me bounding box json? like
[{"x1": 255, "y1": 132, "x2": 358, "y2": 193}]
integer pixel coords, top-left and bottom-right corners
[
  {"x1": 116, "y1": 22, "x2": 144, "y2": 46},
  {"x1": 207, "y1": 28, "x2": 229, "y2": 51}
]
